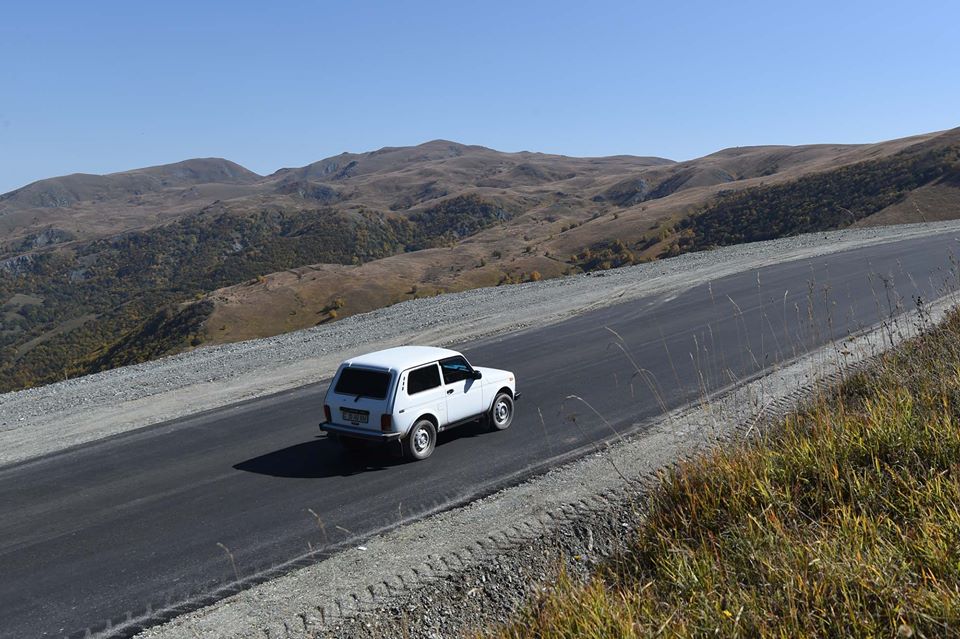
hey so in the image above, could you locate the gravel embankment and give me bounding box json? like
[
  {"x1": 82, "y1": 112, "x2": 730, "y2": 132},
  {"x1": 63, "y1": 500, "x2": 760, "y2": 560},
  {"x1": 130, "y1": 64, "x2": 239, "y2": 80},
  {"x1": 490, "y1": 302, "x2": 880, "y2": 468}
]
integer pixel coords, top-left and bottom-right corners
[{"x1": 2, "y1": 221, "x2": 960, "y2": 468}]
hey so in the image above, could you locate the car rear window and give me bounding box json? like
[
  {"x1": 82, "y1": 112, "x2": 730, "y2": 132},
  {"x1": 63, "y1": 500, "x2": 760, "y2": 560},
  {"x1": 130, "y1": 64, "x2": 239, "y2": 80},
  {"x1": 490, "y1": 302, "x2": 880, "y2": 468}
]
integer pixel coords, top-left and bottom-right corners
[
  {"x1": 408, "y1": 364, "x2": 441, "y2": 395},
  {"x1": 334, "y1": 367, "x2": 391, "y2": 400}
]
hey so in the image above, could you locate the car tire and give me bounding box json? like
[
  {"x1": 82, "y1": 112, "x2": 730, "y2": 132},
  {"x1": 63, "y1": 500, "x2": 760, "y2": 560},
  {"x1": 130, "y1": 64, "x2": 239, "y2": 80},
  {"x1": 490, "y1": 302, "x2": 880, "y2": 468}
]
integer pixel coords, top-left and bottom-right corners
[
  {"x1": 488, "y1": 392, "x2": 514, "y2": 431},
  {"x1": 405, "y1": 419, "x2": 436, "y2": 460}
]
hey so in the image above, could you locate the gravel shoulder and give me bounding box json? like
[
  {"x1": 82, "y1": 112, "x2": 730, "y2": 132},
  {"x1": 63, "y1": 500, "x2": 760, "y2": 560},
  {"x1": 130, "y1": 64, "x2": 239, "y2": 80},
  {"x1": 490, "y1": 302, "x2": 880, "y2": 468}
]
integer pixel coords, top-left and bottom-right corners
[{"x1": 3, "y1": 221, "x2": 960, "y2": 469}]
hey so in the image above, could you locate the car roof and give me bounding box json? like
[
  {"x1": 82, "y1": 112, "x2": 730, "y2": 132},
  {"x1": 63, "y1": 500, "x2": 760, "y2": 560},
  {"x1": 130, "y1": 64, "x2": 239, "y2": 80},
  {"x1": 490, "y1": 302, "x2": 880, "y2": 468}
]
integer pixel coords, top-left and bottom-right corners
[{"x1": 342, "y1": 345, "x2": 461, "y2": 373}]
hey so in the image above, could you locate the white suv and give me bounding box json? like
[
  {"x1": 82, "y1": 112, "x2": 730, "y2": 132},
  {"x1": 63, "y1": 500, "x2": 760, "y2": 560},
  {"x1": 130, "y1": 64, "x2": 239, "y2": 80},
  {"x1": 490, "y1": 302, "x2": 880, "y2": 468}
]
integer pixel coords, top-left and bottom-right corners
[{"x1": 320, "y1": 346, "x2": 519, "y2": 460}]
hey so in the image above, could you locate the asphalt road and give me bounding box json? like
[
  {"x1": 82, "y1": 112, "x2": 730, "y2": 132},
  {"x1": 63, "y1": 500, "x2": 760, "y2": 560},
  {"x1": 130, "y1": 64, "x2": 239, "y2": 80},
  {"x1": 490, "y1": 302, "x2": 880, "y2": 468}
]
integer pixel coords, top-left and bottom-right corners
[{"x1": 2, "y1": 232, "x2": 960, "y2": 638}]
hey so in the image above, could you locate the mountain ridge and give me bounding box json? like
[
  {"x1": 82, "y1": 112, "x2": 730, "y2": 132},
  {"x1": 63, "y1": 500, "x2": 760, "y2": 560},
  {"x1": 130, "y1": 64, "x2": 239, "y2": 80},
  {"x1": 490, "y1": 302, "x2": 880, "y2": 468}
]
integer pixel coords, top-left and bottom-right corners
[
  {"x1": 0, "y1": 158, "x2": 261, "y2": 210},
  {"x1": 1, "y1": 127, "x2": 958, "y2": 391}
]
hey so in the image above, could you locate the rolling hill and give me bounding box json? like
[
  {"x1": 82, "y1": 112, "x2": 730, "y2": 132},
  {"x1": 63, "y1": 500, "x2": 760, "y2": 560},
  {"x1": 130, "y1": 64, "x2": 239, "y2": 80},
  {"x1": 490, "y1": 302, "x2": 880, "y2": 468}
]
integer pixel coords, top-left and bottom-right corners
[{"x1": 1, "y1": 129, "x2": 958, "y2": 391}]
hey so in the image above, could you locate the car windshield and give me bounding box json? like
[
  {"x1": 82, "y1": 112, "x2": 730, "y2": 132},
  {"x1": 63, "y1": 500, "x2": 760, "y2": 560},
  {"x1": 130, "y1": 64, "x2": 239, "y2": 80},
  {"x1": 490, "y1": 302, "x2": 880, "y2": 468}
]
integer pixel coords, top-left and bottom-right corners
[{"x1": 334, "y1": 367, "x2": 391, "y2": 399}]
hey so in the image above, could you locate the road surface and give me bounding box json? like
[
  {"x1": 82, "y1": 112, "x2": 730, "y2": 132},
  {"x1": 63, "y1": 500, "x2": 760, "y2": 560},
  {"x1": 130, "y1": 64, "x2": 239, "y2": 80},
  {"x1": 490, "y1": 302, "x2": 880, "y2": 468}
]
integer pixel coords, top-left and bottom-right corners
[{"x1": 1, "y1": 232, "x2": 959, "y2": 638}]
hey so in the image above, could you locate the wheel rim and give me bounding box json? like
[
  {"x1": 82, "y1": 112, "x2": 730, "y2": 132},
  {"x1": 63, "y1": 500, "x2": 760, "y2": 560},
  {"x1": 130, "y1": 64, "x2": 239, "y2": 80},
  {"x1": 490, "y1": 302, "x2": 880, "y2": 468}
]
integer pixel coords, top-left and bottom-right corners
[
  {"x1": 494, "y1": 399, "x2": 511, "y2": 425},
  {"x1": 414, "y1": 426, "x2": 431, "y2": 453}
]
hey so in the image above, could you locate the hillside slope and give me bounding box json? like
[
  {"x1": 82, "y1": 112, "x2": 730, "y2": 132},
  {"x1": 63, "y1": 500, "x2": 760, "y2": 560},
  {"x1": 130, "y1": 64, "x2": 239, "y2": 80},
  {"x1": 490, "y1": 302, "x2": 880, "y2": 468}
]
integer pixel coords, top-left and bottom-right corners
[
  {"x1": 201, "y1": 128, "x2": 960, "y2": 348},
  {"x1": 1, "y1": 129, "x2": 958, "y2": 391}
]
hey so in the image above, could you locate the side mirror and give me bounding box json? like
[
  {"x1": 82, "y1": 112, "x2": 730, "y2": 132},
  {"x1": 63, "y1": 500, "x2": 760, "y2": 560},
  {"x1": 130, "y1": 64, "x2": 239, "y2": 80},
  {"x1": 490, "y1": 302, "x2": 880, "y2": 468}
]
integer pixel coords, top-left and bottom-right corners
[{"x1": 471, "y1": 369, "x2": 483, "y2": 380}]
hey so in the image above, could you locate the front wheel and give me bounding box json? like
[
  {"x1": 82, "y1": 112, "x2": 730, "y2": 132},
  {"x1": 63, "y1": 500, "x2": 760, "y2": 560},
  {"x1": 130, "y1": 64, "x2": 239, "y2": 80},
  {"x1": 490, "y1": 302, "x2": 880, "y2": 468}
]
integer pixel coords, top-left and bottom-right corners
[
  {"x1": 488, "y1": 392, "x2": 514, "y2": 431},
  {"x1": 405, "y1": 419, "x2": 436, "y2": 460}
]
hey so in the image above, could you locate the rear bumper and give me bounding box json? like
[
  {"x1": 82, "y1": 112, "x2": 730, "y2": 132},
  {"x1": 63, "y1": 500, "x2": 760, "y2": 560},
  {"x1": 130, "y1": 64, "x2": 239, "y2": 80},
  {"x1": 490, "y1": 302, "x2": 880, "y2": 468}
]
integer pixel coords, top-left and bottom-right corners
[{"x1": 319, "y1": 422, "x2": 402, "y2": 441}]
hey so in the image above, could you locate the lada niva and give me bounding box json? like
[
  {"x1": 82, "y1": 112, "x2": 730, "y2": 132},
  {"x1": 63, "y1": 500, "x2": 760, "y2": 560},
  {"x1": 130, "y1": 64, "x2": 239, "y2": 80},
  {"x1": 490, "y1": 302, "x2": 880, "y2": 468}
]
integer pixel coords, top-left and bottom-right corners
[{"x1": 319, "y1": 346, "x2": 519, "y2": 460}]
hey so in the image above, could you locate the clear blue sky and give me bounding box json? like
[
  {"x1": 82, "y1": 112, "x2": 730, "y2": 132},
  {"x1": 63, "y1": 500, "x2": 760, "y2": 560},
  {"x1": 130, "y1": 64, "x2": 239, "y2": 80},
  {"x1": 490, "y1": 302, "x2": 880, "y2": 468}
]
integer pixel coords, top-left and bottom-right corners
[{"x1": 1, "y1": 0, "x2": 957, "y2": 194}]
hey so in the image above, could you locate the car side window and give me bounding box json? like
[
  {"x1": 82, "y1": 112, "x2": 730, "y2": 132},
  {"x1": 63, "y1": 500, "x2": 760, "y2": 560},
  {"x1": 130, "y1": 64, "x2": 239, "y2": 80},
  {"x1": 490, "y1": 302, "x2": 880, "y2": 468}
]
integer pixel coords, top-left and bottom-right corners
[
  {"x1": 440, "y1": 356, "x2": 473, "y2": 384},
  {"x1": 408, "y1": 364, "x2": 441, "y2": 395}
]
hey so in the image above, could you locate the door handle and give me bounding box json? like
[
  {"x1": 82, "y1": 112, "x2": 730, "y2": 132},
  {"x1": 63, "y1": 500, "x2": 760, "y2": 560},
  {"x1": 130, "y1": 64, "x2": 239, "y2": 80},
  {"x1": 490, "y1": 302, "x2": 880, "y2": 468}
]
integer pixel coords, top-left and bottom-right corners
[{"x1": 447, "y1": 389, "x2": 454, "y2": 395}]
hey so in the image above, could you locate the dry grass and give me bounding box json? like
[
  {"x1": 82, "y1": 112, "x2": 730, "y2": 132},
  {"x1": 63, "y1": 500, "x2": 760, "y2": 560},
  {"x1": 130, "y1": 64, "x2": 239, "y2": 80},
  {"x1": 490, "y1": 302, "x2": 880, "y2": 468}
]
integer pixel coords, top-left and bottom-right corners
[{"x1": 481, "y1": 309, "x2": 960, "y2": 638}]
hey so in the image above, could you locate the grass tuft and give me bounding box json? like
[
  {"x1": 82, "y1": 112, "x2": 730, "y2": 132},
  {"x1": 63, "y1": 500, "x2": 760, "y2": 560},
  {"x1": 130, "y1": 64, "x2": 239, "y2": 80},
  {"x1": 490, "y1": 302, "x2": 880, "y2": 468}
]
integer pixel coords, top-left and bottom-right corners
[{"x1": 482, "y1": 309, "x2": 960, "y2": 638}]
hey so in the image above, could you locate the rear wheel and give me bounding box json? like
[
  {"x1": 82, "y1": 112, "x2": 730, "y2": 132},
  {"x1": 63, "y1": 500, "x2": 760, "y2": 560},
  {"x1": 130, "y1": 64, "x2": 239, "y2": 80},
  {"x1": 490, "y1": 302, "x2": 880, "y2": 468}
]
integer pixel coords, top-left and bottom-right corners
[
  {"x1": 488, "y1": 392, "x2": 514, "y2": 431},
  {"x1": 405, "y1": 419, "x2": 436, "y2": 460}
]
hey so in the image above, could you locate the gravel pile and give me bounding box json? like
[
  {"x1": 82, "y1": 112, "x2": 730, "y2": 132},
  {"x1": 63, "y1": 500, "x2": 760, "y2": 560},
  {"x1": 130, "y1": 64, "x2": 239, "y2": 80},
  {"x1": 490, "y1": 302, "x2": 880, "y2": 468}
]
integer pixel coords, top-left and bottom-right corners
[{"x1": 2, "y1": 221, "x2": 960, "y2": 467}]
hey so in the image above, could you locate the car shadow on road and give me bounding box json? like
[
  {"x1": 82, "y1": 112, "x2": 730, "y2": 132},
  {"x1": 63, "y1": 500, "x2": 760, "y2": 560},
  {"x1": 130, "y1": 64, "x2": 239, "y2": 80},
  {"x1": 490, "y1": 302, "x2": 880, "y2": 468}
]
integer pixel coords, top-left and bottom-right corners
[
  {"x1": 234, "y1": 422, "x2": 489, "y2": 479},
  {"x1": 233, "y1": 437, "x2": 399, "y2": 478}
]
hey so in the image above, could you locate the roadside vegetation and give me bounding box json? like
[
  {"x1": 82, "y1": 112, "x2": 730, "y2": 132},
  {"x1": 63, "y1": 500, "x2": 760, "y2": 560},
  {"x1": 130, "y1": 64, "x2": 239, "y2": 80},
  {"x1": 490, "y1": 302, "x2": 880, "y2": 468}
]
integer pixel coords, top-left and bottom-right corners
[
  {"x1": 572, "y1": 238, "x2": 657, "y2": 272},
  {"x1": 482, "y1": 308, "x2": 960, "y2": 638}
]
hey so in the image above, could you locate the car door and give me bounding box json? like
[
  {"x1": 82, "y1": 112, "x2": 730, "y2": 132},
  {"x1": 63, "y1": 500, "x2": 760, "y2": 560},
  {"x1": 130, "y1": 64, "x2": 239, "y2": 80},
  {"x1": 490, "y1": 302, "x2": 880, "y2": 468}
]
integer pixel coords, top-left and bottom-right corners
[
  {"x1": 440, "y1": 355, "x2": 484, "y2": 424},
  {"x1": 404, "y1": 363, "x2": 447, "y2": 428}
]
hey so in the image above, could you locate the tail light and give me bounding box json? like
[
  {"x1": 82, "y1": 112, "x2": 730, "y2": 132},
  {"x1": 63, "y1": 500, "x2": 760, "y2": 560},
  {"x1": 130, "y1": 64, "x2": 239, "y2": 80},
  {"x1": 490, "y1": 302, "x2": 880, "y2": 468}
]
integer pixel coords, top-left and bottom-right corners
[
  {"x1": 380, "y1": 414, "x2": 392, "y2": 432},
  {"x1": 323, "y1": 404, "x2": 332, "y2": 422}
]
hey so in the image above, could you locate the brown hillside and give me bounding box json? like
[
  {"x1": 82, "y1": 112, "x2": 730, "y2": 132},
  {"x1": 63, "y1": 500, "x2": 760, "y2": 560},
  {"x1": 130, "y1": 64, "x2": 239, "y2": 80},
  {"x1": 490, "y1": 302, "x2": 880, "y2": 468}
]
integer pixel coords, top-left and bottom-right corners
[
  {"x1": 2, "y1": 128, "x2": 958, "y2": 390},
  {"x1": 0, "y1": 159, "x2": 263, "y2": 251},
  {"x1": 201, "y1": 129, "x2": 960, "y2": 347}
]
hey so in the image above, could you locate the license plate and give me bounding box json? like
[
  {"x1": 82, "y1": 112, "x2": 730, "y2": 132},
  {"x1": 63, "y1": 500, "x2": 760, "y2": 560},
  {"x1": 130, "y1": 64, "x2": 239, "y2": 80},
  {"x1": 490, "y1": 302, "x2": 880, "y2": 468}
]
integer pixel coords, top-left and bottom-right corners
[{"x1": 341, "y1": 409, "x2": 368, "y2": 424}]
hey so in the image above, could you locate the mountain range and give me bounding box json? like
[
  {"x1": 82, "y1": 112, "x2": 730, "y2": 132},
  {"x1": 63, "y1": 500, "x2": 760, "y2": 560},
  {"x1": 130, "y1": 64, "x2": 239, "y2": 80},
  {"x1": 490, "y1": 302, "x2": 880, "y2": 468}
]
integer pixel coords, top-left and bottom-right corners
[{"x1": 2, "y1": 129, "x2": 959, "y2": 391}]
